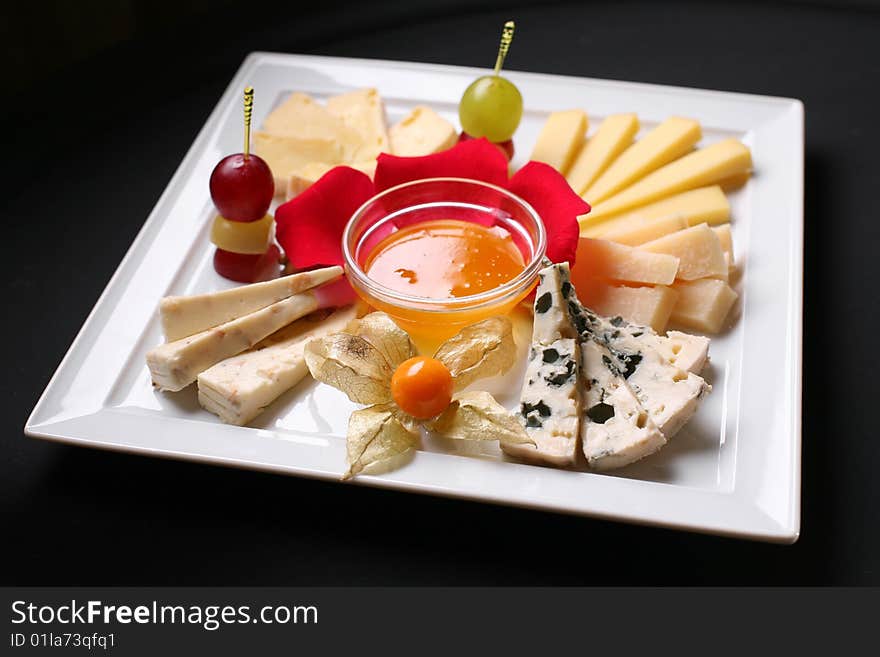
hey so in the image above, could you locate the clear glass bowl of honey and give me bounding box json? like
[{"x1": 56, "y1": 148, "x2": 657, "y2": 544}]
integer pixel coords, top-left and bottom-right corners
[{"x1": 343, "y1": 178, "x2": 547, "y2": 347}]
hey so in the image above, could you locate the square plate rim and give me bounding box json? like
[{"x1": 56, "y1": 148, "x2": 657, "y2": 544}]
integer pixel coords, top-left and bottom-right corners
[{"x1": 24, "y1": 51, "x2": 804, "y2": 544}]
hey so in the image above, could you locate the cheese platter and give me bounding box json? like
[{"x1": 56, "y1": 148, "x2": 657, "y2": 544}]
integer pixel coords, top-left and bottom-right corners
[{"x1": 25, "y1": 45, "x2": 803, "y2": 542}]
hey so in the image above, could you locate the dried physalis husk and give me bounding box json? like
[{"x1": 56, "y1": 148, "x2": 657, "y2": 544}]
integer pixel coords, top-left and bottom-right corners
[
  {"x1": 304, "y1": 332, "x2": 393, "y2": 405},
  {"x1": 425, "y1": 391, "x2": 533, "y2": 448},
  {"x1": 344, "y1": 403, "x2": 421, "y2": 479},
  {"x1": 345, "y1": 312, "x2": 416, "y2": 371},
  {"x1": 433, "y1": 316, "x2": 516, "y2": 391}
]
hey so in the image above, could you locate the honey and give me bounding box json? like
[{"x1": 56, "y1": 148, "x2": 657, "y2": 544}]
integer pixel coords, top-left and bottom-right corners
[
  {"x1": 364, "y1": 219, "x2": 525, "y2": 298},
  {"x1": 358, "y1": 219, "x2": 531, "y2": 348}
]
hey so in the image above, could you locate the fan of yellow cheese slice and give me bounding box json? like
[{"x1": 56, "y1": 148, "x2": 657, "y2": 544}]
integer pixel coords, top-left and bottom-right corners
[{"x1": 530, "y1": 111, "x2": 751, "y2": 334}]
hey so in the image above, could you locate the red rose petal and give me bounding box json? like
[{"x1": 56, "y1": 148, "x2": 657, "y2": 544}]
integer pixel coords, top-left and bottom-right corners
[
  {"x1": 373, "y1": 137, "x2": 509, "y2": 192},
  {"x1": 507, "y1": 161, "x2": 590, "y2": 267},
  {"x1": 275, "y1": 166, "x2": 376, "y2": 270}
]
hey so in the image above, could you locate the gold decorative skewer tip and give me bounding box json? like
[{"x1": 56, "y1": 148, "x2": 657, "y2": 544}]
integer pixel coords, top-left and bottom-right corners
[
  {"x1": 493, "y1": 20, "x2": 516, "y2": 76},
  {"x1": 243, "y1": 86, "x2": 254, "y2": 158}
]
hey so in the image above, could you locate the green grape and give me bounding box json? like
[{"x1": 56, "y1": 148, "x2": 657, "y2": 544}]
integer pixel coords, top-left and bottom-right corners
[{"x1": 459, "y1": 75, "x2": 523, "y2": 143}]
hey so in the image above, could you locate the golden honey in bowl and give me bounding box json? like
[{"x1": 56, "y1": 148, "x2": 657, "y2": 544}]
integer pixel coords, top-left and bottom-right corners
[
  {"x1": 364, "y1": 219, "x2": 525, "y2": 299},
  {"x1": 343, "y1": 178, "x2": 547, "y2": 349}
]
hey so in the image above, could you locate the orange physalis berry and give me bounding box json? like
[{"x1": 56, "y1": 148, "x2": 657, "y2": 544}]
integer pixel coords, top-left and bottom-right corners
[{"x1": 390, "y1": 356, "x2": 454, "y2": 420}]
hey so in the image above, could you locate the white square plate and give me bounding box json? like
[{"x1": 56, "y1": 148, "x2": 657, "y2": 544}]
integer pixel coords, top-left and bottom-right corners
[{"x1": 25, "y1": 53, "x2": 803, "y2": 542}]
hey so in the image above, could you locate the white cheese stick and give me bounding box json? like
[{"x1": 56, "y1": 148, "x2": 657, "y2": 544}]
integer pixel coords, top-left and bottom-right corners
[
  {"x1": 197, "y1": 305, "x2": 358, "y2": 425},
  {"x1": 160, "y1": 266, "x2": 342, "y2": 342},
  {"x1": 147, "y1": 291, "x2": 322, "y2": 392},
  {"x1": 505, "y1": 338, "x2": 582, "y2": 467},
  {"x1": 580, "y1": 339, "x2": 665, "y2": 470}
]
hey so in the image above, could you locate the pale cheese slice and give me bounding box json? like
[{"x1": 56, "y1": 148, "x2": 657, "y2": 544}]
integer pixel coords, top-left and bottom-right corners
[
  {"x1": 197, "y1": 305, "x2": 358, "y2": 425},
  {"x1": 671, "y1": 278, "x2": 738, "y2": 333},
  {"x1": 262, "y1": 92, "x2": 360, "y2": 143},
  {"x1": 581, "y1": 139, "x2": 752, "y2": 226},
  {"x1": 159, "y1": 266, "x2": 343, "y2": 341},
  {"x1": 530, "y1": 110, "x2": 588, "y2": 175},
  {"x1": 566, "y1": 113, "x2": 639, "y2": 196},
  {"x1": 581, "y1": 186, "x2": 730, "y2": 236},
  {"x1": 389, "y1": 106, "x2": 457, "y2": 156},
  {"x1": 285, "y1": 161, "x2": 377, "y2": 200},
  {"x1": 640, "y1": 224, "x2": 728, "y2": 281},
  {"x1": 147, "y1": 291, "x2": 321, "y2": 392},
  {"x1": 584, "y1": 117, "x2": 702, "y2": 204},
  {"x1": 576, "y1": 280, "x2": 678, "y2": 333},
  {"x1": 599, "y1": 213, "x2": 689, "y2": 246},
  {"x1": 253, "y1": 131, "x2": 347, "y2": 193},
  {"x1": 573, "y1": 238, "x2": 680, "y2": 286},
  {"x1": 580, "y1": 339, "x2": 665, "y2": 470},
  {"x1": 326, "y1": 88, "x2": 389, "y2": 161}
]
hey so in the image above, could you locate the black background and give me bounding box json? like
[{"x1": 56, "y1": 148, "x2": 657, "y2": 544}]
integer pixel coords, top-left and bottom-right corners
[{"x1": 3, "y1": 0, "x2": 878, "y2": 585}]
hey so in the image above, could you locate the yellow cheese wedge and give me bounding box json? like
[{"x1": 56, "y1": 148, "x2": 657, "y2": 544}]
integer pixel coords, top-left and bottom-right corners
[
  {"x1": 599, "y1": 214, "x2": 689, "y2": 246},
  {"x1": 583, "y1": 117, "x2": 702, "y2": 204},
  {"x1": 253, "y1": 131, "x2": 347, "y2": 193},
  {"x1": 671, "y1": 278, "x2": 738, "y2": 333},
  {"x1": 578, "y1": 280, "x2": 678, "y2": 332},
  {"x1": 713, "y1": 224, "x2": 734, "y2": 269},
  {"x1": 581, "y1": 186, "x2": 730, "y2": 236},
  {"x1": 326, "y1": 88, "x2": 389, "y2": 161},
  {"x1": 285, "y1": 160, "x2": 378, "y2": 200},
  {"x1": 718, "y1": 170, "x2": 751, "y2": 192},
  {"x1": 530, "y1": 110, "x2": 588, "y2": 175},
  {"x1": 389, "y1": 106, "x2": 457, "y2": 156},
  {"x1": 573, "y1": 238, "x2": 680, "y2": 287},
  {"x1": 566, "y1": 113, "x2": 639, "y2": 195},
  {"x1": 581, "y1": 139, "x2": 752, "y2": 227},
  {"x1": 640, "y1": 224, "x2": 728, "y2": 281}
]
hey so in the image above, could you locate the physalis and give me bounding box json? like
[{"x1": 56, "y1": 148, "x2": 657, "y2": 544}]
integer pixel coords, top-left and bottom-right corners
[{"x1": 304, "y1": 312, "x2": 533, "y2": 478}]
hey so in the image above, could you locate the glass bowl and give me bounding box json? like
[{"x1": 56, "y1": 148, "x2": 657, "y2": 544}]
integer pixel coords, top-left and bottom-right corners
[{"x1": 342, "y1": 177, "x2": 546, "y2": 346}]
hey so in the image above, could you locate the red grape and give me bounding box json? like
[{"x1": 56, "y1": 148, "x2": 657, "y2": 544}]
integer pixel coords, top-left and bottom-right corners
[
  {"x1": 457, "y1": 132, "x2": 514, "y2": 161},
  {"x1": 213, "y1": 244, "x2": 281, "y2": 283},
  {"x1": 209, "y1": 153, "x2": 275, "y2": 222}
]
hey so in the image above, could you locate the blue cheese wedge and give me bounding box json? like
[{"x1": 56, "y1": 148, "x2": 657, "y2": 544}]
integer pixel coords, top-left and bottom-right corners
[
  {"x1": 531, "y1": 261, "x2": 579, "y2": 344},
  {"x1": 159, "y1": 266, "x2": 342, "y2": 342},
  {"x1": 580, "y1": 339, "x2": 665, "y2": 470},
  {"x1": 147, "y1": 291, "x2": 321, "y2": 392},
  {"x1": 569, "y1": 300, "x2": 710, "y2": 438},
  {"x1": 505, "y1": 338, "x2": 582, "y2": 467},
  {"x1": 197, "y1": 305, "x2": 357, "y2": 425}
]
